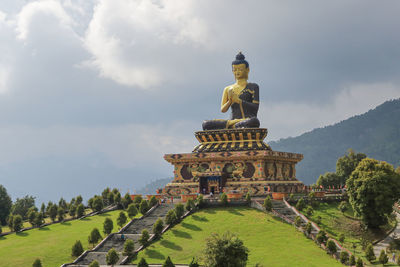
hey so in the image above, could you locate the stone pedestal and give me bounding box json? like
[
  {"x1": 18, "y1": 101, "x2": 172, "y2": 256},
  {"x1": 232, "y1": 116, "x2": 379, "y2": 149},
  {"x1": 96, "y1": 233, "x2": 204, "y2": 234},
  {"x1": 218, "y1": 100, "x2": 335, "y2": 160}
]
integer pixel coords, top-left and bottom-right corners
[{"x1": 163, "y1": 128, "x2": 304, "y2": 197}]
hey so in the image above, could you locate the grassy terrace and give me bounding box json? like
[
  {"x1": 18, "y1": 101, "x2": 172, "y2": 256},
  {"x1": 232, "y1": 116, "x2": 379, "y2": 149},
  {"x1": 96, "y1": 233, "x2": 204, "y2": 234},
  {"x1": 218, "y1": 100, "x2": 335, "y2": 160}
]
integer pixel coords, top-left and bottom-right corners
[
  {"x1": 0, "y1": 210, "x2": 132, "y2": 267},
  {"x1": 133, "y1": 206, "x2": 342, "y2": 266}
]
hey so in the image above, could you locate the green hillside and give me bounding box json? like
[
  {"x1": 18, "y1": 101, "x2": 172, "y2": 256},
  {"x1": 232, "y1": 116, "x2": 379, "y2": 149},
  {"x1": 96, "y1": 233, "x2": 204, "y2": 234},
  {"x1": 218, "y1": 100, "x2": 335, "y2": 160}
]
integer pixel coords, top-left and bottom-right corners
[
  {"x1": 270, "y1": 98, "x2": 400, "y2": 184},
  {"x1": 133, "y1": 207, "x2": 341, "y2": 266}
]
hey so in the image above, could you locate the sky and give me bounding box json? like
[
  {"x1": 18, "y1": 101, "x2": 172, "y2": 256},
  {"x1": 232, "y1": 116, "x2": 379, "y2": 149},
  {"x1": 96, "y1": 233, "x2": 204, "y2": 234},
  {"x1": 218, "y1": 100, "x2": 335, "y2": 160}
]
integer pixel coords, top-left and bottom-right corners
[{"x1": 0, "y1": 0, "x2": 400, "y2": 204}]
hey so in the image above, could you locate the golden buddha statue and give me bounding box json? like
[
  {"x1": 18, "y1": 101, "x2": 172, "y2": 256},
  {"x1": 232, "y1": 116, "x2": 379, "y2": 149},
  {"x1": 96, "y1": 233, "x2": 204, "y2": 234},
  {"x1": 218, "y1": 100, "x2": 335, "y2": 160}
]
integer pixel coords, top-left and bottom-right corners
[{"x1": 202, "y1": 52, "x2": 260, "y2": 130}]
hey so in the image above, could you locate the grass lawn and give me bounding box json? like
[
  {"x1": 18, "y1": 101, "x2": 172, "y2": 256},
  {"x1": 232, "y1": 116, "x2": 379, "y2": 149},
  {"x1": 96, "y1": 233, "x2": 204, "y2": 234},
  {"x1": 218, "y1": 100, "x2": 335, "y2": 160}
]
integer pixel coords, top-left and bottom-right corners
[
  {"x1": 133, "y1": 206, "x2": 342, "y2": 266},
  {"x1": 0, "y1": 210, "x2": 134, "y2": 267}
]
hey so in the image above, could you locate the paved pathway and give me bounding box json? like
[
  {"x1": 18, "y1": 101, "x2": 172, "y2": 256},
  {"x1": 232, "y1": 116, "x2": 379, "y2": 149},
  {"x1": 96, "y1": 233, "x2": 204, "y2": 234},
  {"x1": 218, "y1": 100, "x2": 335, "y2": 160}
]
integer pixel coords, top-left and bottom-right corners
[{"x1": 374, "y1": 212, "x2": 400, "y2": 262}]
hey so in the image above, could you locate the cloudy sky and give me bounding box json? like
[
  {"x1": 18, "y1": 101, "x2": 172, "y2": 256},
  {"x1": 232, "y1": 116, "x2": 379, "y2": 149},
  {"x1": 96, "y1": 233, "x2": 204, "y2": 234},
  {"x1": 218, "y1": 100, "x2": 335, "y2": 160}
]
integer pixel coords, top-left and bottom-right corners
[{"x1": 1, "y1": 0, "x2": 400, "y2": 204}]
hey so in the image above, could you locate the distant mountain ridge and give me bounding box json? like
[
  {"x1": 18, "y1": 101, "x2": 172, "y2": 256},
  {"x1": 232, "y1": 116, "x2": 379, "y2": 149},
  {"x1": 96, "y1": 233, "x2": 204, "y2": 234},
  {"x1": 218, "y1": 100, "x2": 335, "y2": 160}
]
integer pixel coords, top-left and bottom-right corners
[{"x1": 269, "y1": 98, "x2": 400, "y2": 185}]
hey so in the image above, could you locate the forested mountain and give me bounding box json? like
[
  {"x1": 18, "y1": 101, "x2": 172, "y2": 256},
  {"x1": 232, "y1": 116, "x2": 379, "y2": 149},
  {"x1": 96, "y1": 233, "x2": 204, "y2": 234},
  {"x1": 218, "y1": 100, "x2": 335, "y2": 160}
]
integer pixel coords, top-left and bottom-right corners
[{"x1": 270, "y1": 99, "x2": 400, "y2": 185}]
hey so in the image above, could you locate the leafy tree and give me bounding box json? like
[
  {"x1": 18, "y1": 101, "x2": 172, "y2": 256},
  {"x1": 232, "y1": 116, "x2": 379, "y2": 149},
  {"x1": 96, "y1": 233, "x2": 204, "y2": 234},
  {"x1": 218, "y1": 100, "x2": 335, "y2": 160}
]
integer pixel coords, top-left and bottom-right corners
[
  {"x1": 347, "y1": 158, "x2": 400, "y2": 228},
  {"x1": 57, "y1": 207, "x2": 65, "y2": 222},
  {"x1": 106, "y1": 248, "x2": 119, "y2": 266},
  {"x1": 294, "y1": 216, "x2": 302, "y2": 227},
  {"x1": 7, "y1": 214, "x2": 13, "y2": 230},
  {"x1": 296, "y1": 197, "x2": 305, "y2": 211},
  {"x1": 349, "y1": 254, "x2": 356, "y2": 265},
  {"x1": 316, "y1": 230, "x2": 327, "y2": 244},
  {"x1": 196, "y1": 194, "x2": 205, "y2": 208},
  {"x1": 305, "y1": 206, "x2": 313, "y2": 217},
  {"x1": 220, "y1": 193, "x2": 228, "y2": 206},
  {"x1": 153, "y1": 218, "x2": 164, "y2": 237},
  {"x1": 245, "y1": 192, "x2": 251, "y2": 204},
  {"x1": 127, "y1": 204, "x2": 138, "y2": 219},
  {"x1": 58, "y1": 198, "x2": 67, "y2": 210},
  {"x1": 76, "y1": 204, "x2": 85, "y2": 218},
  {"x1": 340, "y1": 251, "x2": 349, "y2": 264},
  {"x1": 32, "y1": 259, "x2": 42, "y2": 267},
  {"x1": 185, "y1": 199, "x2": 195, "y2": 211},
  {"x1": 263, "y1": 196, "x2": 272, "y2": 211},
  {"x1": 13, "y1": 214, "x2": 23, "y2": 232},
  {"x1": 93, "y1": 196, "x2": 104, "y2": 212},
  {"x1": 69, "y1": 204, "x2": 76, "y2": 217},
  {"x1": 102, "y1": 187, "x2": 111, "y2": 203},
  {"x1": 305, "y1": 222, "x2": 312, "y2": 236},
  {"x1": 189, "y1": 258, "x2": 199, "y2": 267},
  {"x1": 49, "y1": 204, "x2": 58, "y2": 222},
  {"x1": 103, "y1": 217, "x2": 113, "y2": 235},
  {"x1": 45, "y1": 201, "x2": 53, "y2": 215},
  {"x1": 175, "y1": 203, "x2": 184, "y2": 220},
  {"x1": 33, "y1": 213, "x2": 44, "y2": 227},
  {"x1": 121, "y1": 193, "x2": 133, "y2": 209},
  {"x1": 88, "y1": 198, "x2": 94, "y2": 210},
  {"x1": 88, "y1": 260, "x2": 100, "y2": 267},
  {"x1": 338, "y1": 201, "x2": 348, "y2": 213},
  {"x1": 356, "y1": 257, "x2": 364, "y2": 267},
  {"x1": 40, "y1": 203, "x2": 46, "y2": 216},
  {"x1": 315, "y1": 215, "x2": 322, "y2": 225},
  {"x1": 76, "y1": 195, "x2": 83, "y2": 205},
  {"x1": 203, "y1": 231, "x2": 248, "y2": 267},
  {"x1": 326, "y1": 240, "x2": 337, "y2": 254},
  {"x1": 163, "y1": 256, "x2": 175, "y2": 267},
  {"x1": 138, "y1": 257, "x2": 149, "y2": 267},
  {"x1": 123, "y1": 239, "x2": 135, "y2": 257},
  {"x1": 11, "y1": 195, "x2": 36, "y2": 219},
  {"x1": 139, "y1": 229, "x2": 150, "y2": 247},
  {"x1": 88, "y1": 228, "x2": 102, "y2": 247},
  {"x1": 316, "y1": 172, "x2": 341, "y2": 188},
  {"x1": 365, "y1": 243, "x2": 376, "y2": 262},
  {"x1": 379, "y1": 249, "x2": 388, "y2": 265},
  {"x1": 165, "y1": 210, "x2": 177, "y2": 225},
  {"x1": 339, "y1": 233, "x2": 345, "y2": 243},
  {"x1": 71, "y1": 240, "x2": 84, "y2": 257},
  {"x1": 27, "y1": 209, "x2": 38, "y2": 226},
  {"x1": 107, "y1": 192, "x2": 115, "y2": 205},
  {"x1": 0, "y1": 185, "x2": 12, "y2": 225},
  {"x1": 336, "y1": 149, "x2": 366, "y2": 184},
  {"x1": 133, "y1": 195, "x2": 143, "y2": 207},
  {"x1": 117, "y1": 212, "x2": 127, "y2": 228},
  {"x1": 149, "y1": 196, "x2": 158, "y2": 207},
  {"x1": 139, "y1": 200, "x2": 149, "y2": 215},
  {"x1": 114, "y1": 191, "x2": 121, "y2": 207}
]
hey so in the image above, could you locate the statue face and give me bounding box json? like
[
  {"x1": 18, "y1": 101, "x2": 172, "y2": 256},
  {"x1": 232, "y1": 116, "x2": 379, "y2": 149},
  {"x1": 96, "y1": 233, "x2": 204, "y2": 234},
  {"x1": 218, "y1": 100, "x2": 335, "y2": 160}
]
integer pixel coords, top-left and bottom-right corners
[{"x1": 232, "y1": 63, "x2": 248, "y2": 80}]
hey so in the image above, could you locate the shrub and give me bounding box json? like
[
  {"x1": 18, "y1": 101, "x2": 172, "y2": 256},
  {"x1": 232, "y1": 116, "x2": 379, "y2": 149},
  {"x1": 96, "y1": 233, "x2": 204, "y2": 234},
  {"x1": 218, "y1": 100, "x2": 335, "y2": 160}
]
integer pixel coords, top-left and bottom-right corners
[
  {"x1": 153, "y1": 218, "x2": 164, "y2": 237},
  {"x1": 165, "y1": 210, "x2": 177, "y2": 225},
  {"x1": 88, "y1": 228, "x2": 102, "y2": 247},
  {"x1": 0, "y1": 225, "x2": 2, "y2": 234},
  {"x1": 57, "y1": 207, "x2": 65, "y2": 222},
  {"x1": 316, "y1": 230, "x2": 327, "y2": 244},
  {"x1": 316, "y1": 215, "x2": 322, "y2": 225},
  {"x1": 139, "y1": 200, "x2": 149, "y2": 215},
  {"x1": 296, "y1": 197, "x2": 306, "y2": 211},
  {"x1": 379, "y1": 249, "x2": 388, "y2": 264},
  {"x1": 69, "y1": 205, "x2": 76, "y2": 217},
  {"x1": 121, "y1": 193, "x2": 133, "y2": 209},
  {"x1": 127, "y1": 204, "x2": 138, "y2": 219},
  {"x1": 294, "y1": 216, "x2": 302, "y2": 227},
  {"x1": 305, "y1": 222, "x2": 312, "y2": 236},
  {"x1": 365, "y1": 243, "x2": 376, "y2": 262},
  {"x1": 288, "y1": 193, "x2": 295, "y2": 202},
  {"x1": 71, "y1": 240, "x2": 84, "y2": 257},
  {"x1": 263, "y1": 196, "x2": 272, "y2": 211},
  {"x1": 326, "y1": 240, "x2": 337, "y2": 254},
  {"x1": 7, "y1": 214, "x2": 13, "y2": 231},
  {"x1": 93, "y1": 196, "x2": 104, "y2": 212},
  {"x1": 138, "y1": 258, "x2": 149, "y2": 267},
  {"x1": 339, "y1": 233, "x2": 345, "y2": 243},
  {"x1": 220, "y1": 193, "x2": 228, "y2": 206},
  {"x1": 189, "y1": 257, "x2": 199, "y2": 267},
  {"x1": 245, "y1": 192, "x2": 251, "y2": 204},
  {"x1": 356, "y1": 257, "x2": 364, "y2": 267},
  {"x1": 49, "y1": 205, "x2": 58, "y2": 222},
  {"x1": 117, "y1": 211, "x2": 127, "y2": 228},
  {"x1": 27, "y1": 209, "x2": 37, "y2": 226},
  {"x1": 349, "y1": 254, "x2": 356, "y2": 265},
  {"x1": 106, "y1": 248, "x2": 119, "y2": 266},
  {"x1": 33, "y1": 213, "x2": 44, "y2": 227},
  {"x1": 88, "y1": 260, "x2": 100, "y2": 267},
  {"x1": 340, "y1": 251, "x2": 349, "y2": 264},
  {"x1": 185, "y1": 199, "x2": 195, "y2": 211},
  {"x1": 196, "y1": 194, "x2": 205, "y2": 208},
  {"x1": 103, "y1": 217, "x2": 113, "y2": 235},
  {"x1": 13, "y1": 215, "x2": 23, "y2": 232},
  {"x1": 139, "y1": 229, "x2": 150, "y2": 247},
  {"x1": 149, "y1": 196, "x2": 158, "y2": 207},
  {"x1": 338, "y1": 201, "x2": 348, "y2": 213},
  {"x1": 32, "y1": 258, "x2": 42, "y2": 267},
  {"x1": 175, "y1": 204, "x2": 184, "y2": 220},
  {"x1": 123, "y1": 239, "x2": 135, "y2": 257},
  {"x1": 76, "y1": 204, "x2": 85, "y2": 218},
  {"x1": 163, "y1": 256, "x2": 175, "y2": 267},
  {"x1": 305, "y1": 206, "x2": 313, "y2": 217}
]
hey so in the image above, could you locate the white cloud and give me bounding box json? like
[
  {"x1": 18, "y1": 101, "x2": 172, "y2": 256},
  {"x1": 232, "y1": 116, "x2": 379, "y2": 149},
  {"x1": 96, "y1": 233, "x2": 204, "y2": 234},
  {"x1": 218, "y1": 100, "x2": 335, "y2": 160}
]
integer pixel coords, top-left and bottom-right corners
[
  {"x1": 0, "y1": 66, "x2": 11, "y2": 94},
  {"x1": 261, "y1": 82, "x2": 400, "y2": 141}
]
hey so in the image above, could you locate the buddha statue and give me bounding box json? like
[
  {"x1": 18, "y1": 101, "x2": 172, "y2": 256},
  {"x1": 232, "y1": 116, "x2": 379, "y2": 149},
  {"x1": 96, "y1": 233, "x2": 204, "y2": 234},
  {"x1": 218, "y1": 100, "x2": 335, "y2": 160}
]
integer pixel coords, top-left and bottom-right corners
[{"x1": 202, "y1": 52, "x2": 260, "y2": 130}]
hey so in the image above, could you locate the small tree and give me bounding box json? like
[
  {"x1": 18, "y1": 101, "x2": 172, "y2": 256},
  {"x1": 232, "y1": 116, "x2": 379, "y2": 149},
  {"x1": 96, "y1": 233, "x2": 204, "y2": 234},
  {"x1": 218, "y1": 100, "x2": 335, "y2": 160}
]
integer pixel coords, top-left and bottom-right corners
[
  {"x1": 27, "y1": 209, "x2": 37, "y2": 226},
  {"x1": 76, "y1": 204, "x2": 85, "y2": 218},
  {"x1": 305, "y1": 206, "x2": 313, "y2": 217},
  {"x1": 296, "y1": 197, "x2": 306, "y2": 211},
  {"x1": 165, "y1": 210, "x2": 177, "y2": 225},
  {"x1": 326, "y1": 239, "x2": 337, "y2": 254},
  {"x1": 263, "y1": 196, "x2": 272, "y2": 211},
  {"x1": 305, "y1": 222, "x2": 312, "y2": 236},
  {"x1": 69, "y1": 205, "x2": 77, "y2": 217},
  {"x1": 185, "y1": 199, "x2": 195, "y2": 211},
  {"x1": 76, "y1": 195, "x2": 83, "y2": 205},
  {"x1": 316, "y1": 230, "x2": 327, "y2": 244},
  {"x1": 196, "y1": 194, "x2": 205, "y2": 208},
  {"x1": 57, "y1": 207, "x2": 65, "y2": 222},
  {"x1": 220, "y1": 193, "x2": 228, "y2": 206},
  {"x1": 88, "y1": 228, "x2": 102, "y2": 247},
  {"x1": 33, "y1": 213, "x2": 44, "y2": 227},
  {"x1": 32, "y1": 258, "x2": 42, "y2": 267},
  {"x1": 49, "y1": 205, "x2": 58, "y2": 222},
  {"x1": 379, "y1": 249, "x2": 388, "y2": 265},
  {"x1": 127, "y1": 204, "x2": 138, "y2": 219},
  {"x1": 123, "y1": 239, "x2": 135, "y2": 257},
  {"x1": 134, "y1": 195, "x2": 143, "y2": 206},
  {"x1": 139, "y1": 229, "x2": 150, "y2": 247},
  {"x1": 114, "y1": 191, "x2": 121, "y2": 207},
  {"x1": 121, "y1": 193, "x2": 133, "y2": 209},
  {"x1": 340, "y1": 251, "x2": 349, "y2": 264},
  {"x1": 13, "y1": 215, "x2": 23, "y2": 232},
  {"x1": 349, "y1": 254, "x2": 356, "y2": 265},
  {"x1": 163, "y1": 256, "x2": 175, "y2": 267},
  {"x1": 189, "y1": 257, "x2": 199, "y2": 267},
  {"x1": 71, "y1": 240, "x2": 84, "y2": 257},
  {"x1": 365, "y1": 243, "x2": 376, "y2": 262},
  {"x1": 88, "y1": 260, "x2": 100, "y2": 267},
  {"x1": 139, "y1": 200, "x2": 149, "y2": 215},
  {"x1": 316, "y1": 215, "x2": 322, "y2": 225},
  {"x1": 106, "y1": 248, "x2": 119, "y2": 266},
  {"x1": 149, "y1": 196, "x2": 158, "y2": 207},
  {"x1": 175, "y1": 204, "x2": 184, "y2": 220},
  {"x1": 93, "y1": 196, "x2": 104, "y2": 212},
  {"x1": 294, "y1": 216, "x2": 302, "y2": 227},
  {"x1": 138, "y1": 258, "x2": 149, "y2": 267},
  {"x1": 356, "y1": 257, "x2": 364, "y2": 267},
  {"x1": 339, "y1": 233, "x2": 345, "y2": 243},
  {"x1": 338, "y1": 201, "x2": 348, "y2": 213},
  {"x1": 153, "y1": 218, "x2": 164, "y2": 237},
  {"x1": 103, "y1": 217, "x2": 113, "y2": 235},
  {"x1": 40, "y1": 203, "x2": 46, "y2": 216},
  {"x1": 7, "y1": 214, "x2": 14, "y2": 231},
  {"x1": 245, "y1": 192, "x2": 251, "y2": 204},
  {"x1": 117, "y1": 211, "x2": 127, "y2": 228}
]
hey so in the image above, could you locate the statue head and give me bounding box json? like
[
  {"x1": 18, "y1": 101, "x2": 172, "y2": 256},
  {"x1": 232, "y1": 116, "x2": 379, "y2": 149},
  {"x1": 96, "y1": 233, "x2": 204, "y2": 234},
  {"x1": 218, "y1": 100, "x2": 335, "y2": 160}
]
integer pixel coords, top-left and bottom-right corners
[{"x1": 232, "y1": 52, "x2": 249, "y2": 80}]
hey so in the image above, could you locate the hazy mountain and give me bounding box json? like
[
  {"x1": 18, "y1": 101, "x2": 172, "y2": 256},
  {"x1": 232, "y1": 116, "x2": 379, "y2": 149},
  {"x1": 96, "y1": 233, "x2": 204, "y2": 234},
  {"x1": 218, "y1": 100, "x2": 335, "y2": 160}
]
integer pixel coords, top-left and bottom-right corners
[
  {"x1": 269, "y1": 99, "x2": 400, "y2": 185},
  {"x1": 137, "y1": 177, "x2": 171, "y2": 195}
]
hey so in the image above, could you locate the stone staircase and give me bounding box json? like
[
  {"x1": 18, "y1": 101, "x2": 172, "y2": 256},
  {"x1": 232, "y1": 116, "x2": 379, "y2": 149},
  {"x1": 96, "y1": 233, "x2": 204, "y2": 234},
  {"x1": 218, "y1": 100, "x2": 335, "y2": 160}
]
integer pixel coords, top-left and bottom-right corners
[{"x1": 66, "y1": 203, "x2": 174, "y2": 266}]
